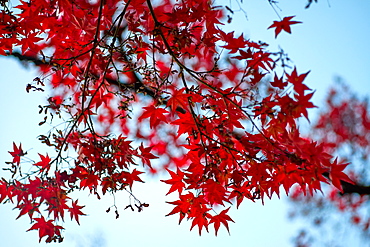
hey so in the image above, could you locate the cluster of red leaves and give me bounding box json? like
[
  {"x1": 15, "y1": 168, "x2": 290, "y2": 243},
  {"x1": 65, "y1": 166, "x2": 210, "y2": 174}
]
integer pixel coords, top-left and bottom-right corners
[
  {"x1": 0, "y1": 0, "x2": 352, "y2": 242},
  {"x1": 0, "y1": 159, "x2": 79, "y2": 243}
]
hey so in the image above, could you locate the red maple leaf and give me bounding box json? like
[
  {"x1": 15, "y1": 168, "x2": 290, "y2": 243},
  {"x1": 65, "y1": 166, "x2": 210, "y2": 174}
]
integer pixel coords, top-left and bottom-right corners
[
  {"x1": 201, "y1": 180, "x2": 229, "y2": 205},
  {"x1": 27, "y1": 216, "x2": 64, "y2": 243},
  {"x1": 0, "y1": 181, "x2": 11, "y2": 203},
  {"x1": 268, "y1": 16, "x2": 302, "y2": 38},
  {"x1": 329, "y1": 158, "x2": 354, "y2": 192},
  {"x1": 139, "y1": 144, "x2": 159, "y2": 169},
  {"x1": 15, "y1": 201, "x2": 40, "y2": 220},
  {"x1": 220, "y1": 31, "x2": 248, "y2": 53},
  {"x1": 171, "y1": 112, "x2": 197, "y2": 137},
  {"x1": 161, "y1": 168, "x2": 185, "y2": 195},
  {"x1": 190, "y1": 214, "x2": 210, "y2": 235},
  {"x1": 34, "y1": 153, "x2": 51, "y2": 173},
  {"x1": 8, "y1": 142, "x2": 26, "y2": 165},
  {"x1": 166, "y1": 192, "x2": 195, "y2": 223},
  {"x1": 294, "y1": 91, "x2": 317, "y2": 120},
  {"x1": 166, "y1": 88, "x2": 190, "y2": 113},
  {"x1": 68, "y1": 199, "x2": 86, "y2": 225},
  {"x1": 270, "y1": 73, "x2": 287, "y2": 89},
  {"x1": 138, "y1": 104, "x2": 169, "y2": 129},
  {"x1": 286, "y1": 67, "x2": 311, "y2": 96},
  {"x1": 80, "y1": 173, "x2": 99, "y2": 191},
  {"x1": 101, "y1": 177, "x2": 115, "y2": 195},
  {"x1": 119, "y1": 169, "x2": 144, "y2": 190},
  {"x1": 209, "y1": 207, "x2": 235, "y2": 236}
]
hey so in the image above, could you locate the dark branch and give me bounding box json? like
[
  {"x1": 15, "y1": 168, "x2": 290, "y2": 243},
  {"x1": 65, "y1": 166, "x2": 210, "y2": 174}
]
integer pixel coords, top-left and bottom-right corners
[
  {"x1": 8, "y1": 51, "x2": 187, "y2": 114},
  {"x1": 9, "y1": 51, "x2": 48, "y2": 66},
  {"x1": 322, "y1": 172, "x2": 370, "y2": 195},
  {"x1": 8, "y1": 51, "x2": 153, "y2": 95},
  {"x1": 341, "y1": 181, "x2": 370, "y2": 195}
]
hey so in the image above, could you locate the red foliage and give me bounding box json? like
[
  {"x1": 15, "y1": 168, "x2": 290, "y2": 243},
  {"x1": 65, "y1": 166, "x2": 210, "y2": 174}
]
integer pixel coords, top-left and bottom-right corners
[{"x1": 0, "y1": 0, "x2": 357, "y2": 243}]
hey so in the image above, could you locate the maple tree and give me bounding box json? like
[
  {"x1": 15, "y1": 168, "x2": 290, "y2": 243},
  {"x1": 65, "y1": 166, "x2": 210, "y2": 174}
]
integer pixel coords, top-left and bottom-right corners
[{"x1": 0, "y1": 0, "x2": 368, "y2": 244}]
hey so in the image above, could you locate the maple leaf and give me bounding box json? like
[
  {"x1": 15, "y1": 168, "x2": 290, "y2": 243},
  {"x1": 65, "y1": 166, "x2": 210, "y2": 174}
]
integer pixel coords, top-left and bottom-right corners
[
  {"x1": 80, "y1": 173, "x2": 99, "y2": 191},
  {"x1": 270, "y1": 73, "x2": 287, "y2": 89},
  {"x1": 201, "y1": 180, "x2": 229, "y2": 205},
  {"x1": 171, "y1": 112, "x2": 197, "y2": 137},
  {"x1": 286, "y1": 67, "x2": 311, "y2": 96},
  {"x1": 19, "y1": 32, "x2": 43, "y2": 53},
  {"x1": 248, "y1": 51, "x2": 274, "y2": 71},
  {"x1": 139, "y1": 144, "x2": 159, "y2": 169},
  {"x1": 190, "y1": 214, "x2": 210, "y2": 235},
  {"x1": 220, "y1": 31, "x2": 248, "y2": 53},
  {"x1": 268, "y1": 16, "x2": 302, "y2": 38},
  {"x1": 232, "y1": 49, "x2": 252, "y2": 60},
  {"x1": 48, "y1": 96, "x2": 63, "y2": 110},
  {"x1": 138, "y1": 105, "x2": 169, "y2": 129},
  {"x1": 15, "y1": 201, "x2": 40, "y2": 220},
  {"x1": 329, "y1": 158, "x2": 354, "y2": 192},
  {"x1": 34, "y1": 153, "x2": 52, "y2": 173},
  {"x1": 161, "y1": 168, "x2": 185, "y2": 195},
  {"x1": 101, "y1": 177, "x2": 115, "y2": 195},
  {"x1": 27, "y1": 216, "x2": 64, "y2": 243},
  {"x1": 294, "y1": 91, "x2": 317, "y2": 120},
  {"x1": 8, "y1": 142, "x2": 26, "y2": 165},
  {"x1": 0, "y1": 181, "x2": 10, "y2": 203},
  {"x1": 209, "y1": 207, "x2": 235, "y2": 236},
  {"x1": 68, "y1": 199, "x2": 86, "y2": 225},
  {"x1": 166, "y1": 192, "x2": 195, "y2": 224},
  {"x1": 166, "y1": 88, "x2": 190, "y2": 114},
  {"x1": 120, "y1": 169, "x2": 144, "y2": 190},
  {"x1": 135, "y1": 46, "x2": 148, "y2": 62}
]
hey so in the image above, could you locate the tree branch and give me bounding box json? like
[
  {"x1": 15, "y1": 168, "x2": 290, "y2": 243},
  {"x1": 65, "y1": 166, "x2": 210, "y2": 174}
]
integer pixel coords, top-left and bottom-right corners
[
  {"x1": 321, "y1": 171, "x2": 370, "y2": 195},
  {"x1": 8, "y1": 50, "x2": 187, "y2": 114},
  {"x1": 9, "y1": 51, "x2": 370, "y2": 195},
  {"x1": 341, "y1": 181, "x2": 370, "y2": 195}
]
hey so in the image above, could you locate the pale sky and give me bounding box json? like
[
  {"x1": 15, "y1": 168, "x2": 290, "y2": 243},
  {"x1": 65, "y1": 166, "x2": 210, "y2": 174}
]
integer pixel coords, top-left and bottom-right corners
[{"x1": 0, "y1": 1, "x2": 369, "y2": 246}]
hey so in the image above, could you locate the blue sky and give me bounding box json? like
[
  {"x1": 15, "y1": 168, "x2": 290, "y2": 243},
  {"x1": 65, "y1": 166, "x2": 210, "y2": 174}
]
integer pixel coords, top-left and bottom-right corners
[{"x1": 0, "y1": 0, "x2": 370, "y2": 246}]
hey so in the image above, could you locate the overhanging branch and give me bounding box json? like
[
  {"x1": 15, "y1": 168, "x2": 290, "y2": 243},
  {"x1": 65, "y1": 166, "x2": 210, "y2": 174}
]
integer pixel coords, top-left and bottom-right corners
[
  {"x1": 8, "y1": 51, "x2": 187, "y2": 114},
  {"x1": 7, "y1": 45, "x2": 370, "y2": 197}
]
